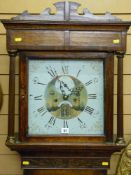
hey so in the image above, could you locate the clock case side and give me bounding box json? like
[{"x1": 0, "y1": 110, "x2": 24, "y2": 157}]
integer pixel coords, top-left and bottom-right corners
[{"x1": 19, "y1": 51, "x2": 114, "y2": 144}]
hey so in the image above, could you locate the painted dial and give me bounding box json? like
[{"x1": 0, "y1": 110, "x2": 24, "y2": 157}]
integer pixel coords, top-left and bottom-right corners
[{"x1": 28, "y1": 59, "x2": 104, "y2": 135}]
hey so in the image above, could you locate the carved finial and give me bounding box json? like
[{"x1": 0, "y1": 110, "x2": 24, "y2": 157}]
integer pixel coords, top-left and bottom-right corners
[{"x1": 12, "y1": 1, "x2": 122, "y2": 22}]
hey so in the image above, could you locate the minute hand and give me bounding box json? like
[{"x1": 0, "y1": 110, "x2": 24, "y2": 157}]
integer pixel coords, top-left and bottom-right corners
[
  {"x1": 59, "y1": 81, "x2": 66, "y2": 96},
  {"x1": 61, "y1": 81, "x2": 72, "y2": 92}
]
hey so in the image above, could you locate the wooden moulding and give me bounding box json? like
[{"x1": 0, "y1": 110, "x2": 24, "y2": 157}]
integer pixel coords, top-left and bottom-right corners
[
  {"x1": 24, "y1": 169, "x2": 107, "y2": 175},
  {"x1": 18, "y1": 52, "x2": 113, "y2": 143}
]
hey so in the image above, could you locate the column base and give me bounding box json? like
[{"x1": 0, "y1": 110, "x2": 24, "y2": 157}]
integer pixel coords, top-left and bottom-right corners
[
  {"x1": 6, "y1": 136, "x2": 16, "y2": 144},
  {"x1": 115, "y1": 137, "x2": 126, "y2": 146}
]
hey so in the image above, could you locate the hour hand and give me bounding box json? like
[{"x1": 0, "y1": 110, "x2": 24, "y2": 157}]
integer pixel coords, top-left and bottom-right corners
[
  {"x1": 60, "y1": 81, "x2": 65, "y2": 96},
  {"x1": 59, "y1": 81, "x2": 69, "y2": 100},
  {"x1": 61, "y1": 81, "x2": 72, "y2": 92}
]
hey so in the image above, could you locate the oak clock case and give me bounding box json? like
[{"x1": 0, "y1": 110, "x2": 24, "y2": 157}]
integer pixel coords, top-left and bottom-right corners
[
  {"x1": 20, "y1": 53, "x2": 111, "y2": 142},
  {"x1": 1, "y1": 1, "x2": 131, "y2": 175}
]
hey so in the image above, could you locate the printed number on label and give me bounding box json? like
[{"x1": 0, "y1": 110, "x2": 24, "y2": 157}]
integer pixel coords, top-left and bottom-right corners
[{"x1": 61, "y1": 128, "x2": 69, "y2": 134}]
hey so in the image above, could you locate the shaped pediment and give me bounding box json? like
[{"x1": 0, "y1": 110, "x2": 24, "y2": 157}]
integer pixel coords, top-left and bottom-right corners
[{"x1": 12, "y1": 1, "x2": 121, "y2": 22}]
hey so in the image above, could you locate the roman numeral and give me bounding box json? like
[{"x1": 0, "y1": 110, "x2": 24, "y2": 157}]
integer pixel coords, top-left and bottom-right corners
[
  {"x1": 33, "y1": 77, "x2": 46, "y2": 85},
  {"x1": 46, "y1": 66, "x2": 58, "y2": 78},
  {"x1": 85, "y1": 80, "x2": 93, "y2": 86},
  {"x1": 62, "y1": 66, "x2": 68, "y2": 74},
  {"x1": 37, "y1": 82, "x2": 47, "y2": 85},
  {"x1": 48, "y1": 116, "x2": 56, "y2": 125},
  {"x1": 77, "y1": 118, "x2": 86, "y2": 128},
  {"x1": 37, "y1": 106, "x2": 47, "y2": 116},
  {"x1": 45, "y1": 116, "x2": 56, "y2": 128},
  {"x1": 63, "y1": 120, "x2": 68, "y2": 128},
  {"x1": 34, "y1": 95, "x2": 42, "y2": 100},
  {"x1": 85, "y1": 78, "x2": 99, "y2": 86},
  {"x1": 76, "y1": 69, "x2": 81, "y2": 78},
  {"x1": 84, "y1": 106, "x2": 94, "y2": 115},
  {"x1": 77, "y1": 118, "x2": 83, "y2": 124},
  {"x1": 88, "y1": 94, "x2": 97, "y2": 99}
]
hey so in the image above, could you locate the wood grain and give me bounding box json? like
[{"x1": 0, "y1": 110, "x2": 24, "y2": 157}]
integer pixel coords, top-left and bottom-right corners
[
  {"x1": 70, "y1": 31, "x2": 122, "y2": 49},
  {"x1": 9, "y1": 30, "x2": 65, "y2": 50},
  {"x1": 1, "y1": 34, "x2": 131, "y2": 54},
  {"x1": 1, "y1": 14, "x2": 131, "y2": 34},
  {"x1": 24, "y1": 169, "x2": 105, "y2": 175}
]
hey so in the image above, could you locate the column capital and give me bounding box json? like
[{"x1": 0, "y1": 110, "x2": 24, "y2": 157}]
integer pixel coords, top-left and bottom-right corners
[{"x1": 8, "y1": 50, "x2": 17, "y2": 57}]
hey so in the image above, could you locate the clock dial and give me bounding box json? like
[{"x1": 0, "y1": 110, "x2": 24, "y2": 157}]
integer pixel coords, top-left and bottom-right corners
[{"x1": 28, "y1": 59, "x2": 104, "y2": 136}]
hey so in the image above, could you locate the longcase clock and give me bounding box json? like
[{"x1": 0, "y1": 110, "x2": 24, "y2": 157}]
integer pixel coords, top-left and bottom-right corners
[{"x1": 1, "y1": 1, "x2": 131, "y2": 175}]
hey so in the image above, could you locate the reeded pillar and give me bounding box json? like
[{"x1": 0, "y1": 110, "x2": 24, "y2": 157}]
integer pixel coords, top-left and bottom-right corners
[
  {"x1": 116, "y1": 52, "x2": 125, "y2": 145},
  {"x1": 6, "y1": 50, "x2": 17, "y2": 144}
]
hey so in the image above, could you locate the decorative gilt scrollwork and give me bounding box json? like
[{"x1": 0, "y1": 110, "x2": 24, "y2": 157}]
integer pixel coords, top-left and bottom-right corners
[
  {"x1": 116, "y1": 141, "x2": 131, "y2": 175},
  {"x1": 0, "y1": 84, "x2": 3, "y2": 110}
]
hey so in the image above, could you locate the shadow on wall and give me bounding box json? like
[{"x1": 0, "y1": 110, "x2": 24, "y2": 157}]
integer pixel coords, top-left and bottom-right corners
[{"x1": 0, "y1": 84, "x2": 3, "y2": 110}]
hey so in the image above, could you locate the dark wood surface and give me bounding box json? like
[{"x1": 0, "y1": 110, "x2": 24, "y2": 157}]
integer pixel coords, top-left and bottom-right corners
[
  {"x1": 1, "y1": 1, "x2": 131, "y2": 175},
  {"x1": 104, "y1": 54, "x2": 114, "y2": 142},
  {"x1": 116, "y1": 53, "x2": 125, "y2": 144},
  {"x1": 7, "y1": 50, "x2": 17, "y2": 143},
  {"x1": 21, "y1": 157, "x2": 110, "y2": 169},
  {"x1": 3, "y1": 23, "x2": 129, "y2": 52},
  {"x1": 24, "y1": 169, "x2": 107, "y2": 175}
]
